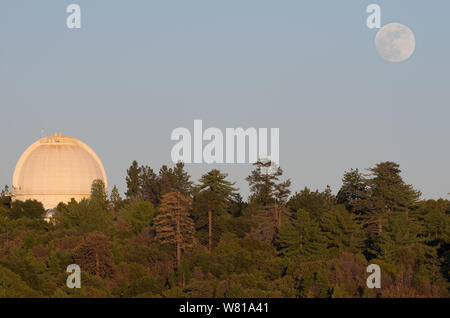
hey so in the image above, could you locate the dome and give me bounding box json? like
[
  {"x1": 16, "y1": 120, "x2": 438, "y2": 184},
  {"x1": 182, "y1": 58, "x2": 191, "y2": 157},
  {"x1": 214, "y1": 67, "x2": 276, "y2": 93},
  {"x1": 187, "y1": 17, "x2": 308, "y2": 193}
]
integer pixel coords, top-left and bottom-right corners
[{"x1": 12, "y1": 134, "x2": 107, "y2": 210}]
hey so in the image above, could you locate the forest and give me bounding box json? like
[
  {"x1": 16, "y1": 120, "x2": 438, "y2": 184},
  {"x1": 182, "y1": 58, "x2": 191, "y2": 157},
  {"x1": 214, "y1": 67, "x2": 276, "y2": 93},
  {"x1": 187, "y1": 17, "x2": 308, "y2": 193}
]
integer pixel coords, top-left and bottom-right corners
[{"x1": 0, "y1": 160, "x2": 449, "y2": 298}]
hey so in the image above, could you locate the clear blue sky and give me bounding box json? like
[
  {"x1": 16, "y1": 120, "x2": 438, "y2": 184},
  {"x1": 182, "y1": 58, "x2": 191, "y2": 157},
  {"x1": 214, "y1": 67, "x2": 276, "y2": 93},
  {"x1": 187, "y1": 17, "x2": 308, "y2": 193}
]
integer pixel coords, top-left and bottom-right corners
[{"x1": 1, "y1": 1, "x2": 449, "y2": 199}]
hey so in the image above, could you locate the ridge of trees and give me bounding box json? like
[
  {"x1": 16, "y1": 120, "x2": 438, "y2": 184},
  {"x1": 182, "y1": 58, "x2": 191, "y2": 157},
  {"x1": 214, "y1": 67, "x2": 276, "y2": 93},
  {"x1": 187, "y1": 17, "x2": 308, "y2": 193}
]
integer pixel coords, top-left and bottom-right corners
[{"x1": 0, "y1": 160, "x2": 448, "y2": 297}]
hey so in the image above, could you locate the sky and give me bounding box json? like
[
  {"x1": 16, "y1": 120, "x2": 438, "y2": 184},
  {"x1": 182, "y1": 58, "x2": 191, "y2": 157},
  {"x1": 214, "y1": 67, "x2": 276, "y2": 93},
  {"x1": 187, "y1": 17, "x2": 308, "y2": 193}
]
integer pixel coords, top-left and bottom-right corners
[{"x1": 1, "y1": 0, "x2": 449, "y2": 200}]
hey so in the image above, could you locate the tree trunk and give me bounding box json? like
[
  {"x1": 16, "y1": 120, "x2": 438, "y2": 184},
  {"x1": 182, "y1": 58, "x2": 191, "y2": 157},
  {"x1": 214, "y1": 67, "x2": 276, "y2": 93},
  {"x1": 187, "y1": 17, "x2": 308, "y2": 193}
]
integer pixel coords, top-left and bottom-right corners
[
  {"x1": 176, "y1": 242, "x2": 181, "y2": 269},
  {"x1": 176, "y1": 198, "x2": 181, "y2": 269},
  {"x1": 208, "y1": 208, "x2": 212, "y2": 253},
  {"x1": 182, "y1": 272, "x2": 186, "y2": 288},
  {"x1": 95, "y1": 251, "x2": 100, "y2": 276},
  {"x1": 275, "y1": 204, "x2": 281, "y2": 229}
]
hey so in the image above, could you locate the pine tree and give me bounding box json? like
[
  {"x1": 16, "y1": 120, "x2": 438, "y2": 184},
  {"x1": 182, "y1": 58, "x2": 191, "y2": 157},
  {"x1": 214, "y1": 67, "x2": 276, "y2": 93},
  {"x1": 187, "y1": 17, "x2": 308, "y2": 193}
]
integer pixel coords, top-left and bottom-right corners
[
  {"x1": 354, "y1": 162, "x2": 421, "y2": 234},
  {"x1": 276, "y1": 208, "x2": 327, "y2": 259},
  {"x1": 246, "y1": 159, "x2": 291, "y2": 232},
  {"x1": 158, "y1": 163, "x2": 193, "y2": 197},
  {"x1": 8, "y1": 200, "x2": 45, "y2": 219},
  {"x1": 109, "y1": 185, "x2": 122, "y2": 211},
  {"x1": 125, "y1": 160, "x2": 142, "y2": 199},
  {"x1": 140, "y1": 165, "x2": 160, "y2": 205},
  {"x1": 193, "y1": 169, "x2": 237, "y2": 252},
  {"x1": 287, "y1": 186, "x2": 335, "y2": 221},
  {"x1": 419, "y1": 200, "x2": 450, "y2": 242},
  {"x1": 336, "y1": 169, "x2": 366, "y2": 214},
  {"x1": 90, "y1": 179, "x2": 108, "y2": 210},
  {"x1": 172, "y1": 162, "x2": 193, "y2": 196},
  {"x1": 319, "y1": 205, "x2": 363, "y2": 255},
  {"x1": 73, "y1": 233, "x2": 114, "y2": 278},
  {"x1": 246, "y1": 159, "x2": 291, "y2": 205},
  {"x1": 154, "y1": 192, "x2": 195, "y2": 268},
  {"x1": 158, "y1": 165, "x2": 173, "y2": 196},
  {"x1": 198, "y1": 169, "x2": 237, "y2": 196}
]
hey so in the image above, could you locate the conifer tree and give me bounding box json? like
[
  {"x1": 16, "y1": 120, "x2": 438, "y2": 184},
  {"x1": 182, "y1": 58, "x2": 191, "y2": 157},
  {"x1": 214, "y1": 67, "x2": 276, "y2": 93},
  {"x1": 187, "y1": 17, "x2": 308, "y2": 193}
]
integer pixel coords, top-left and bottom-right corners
[
  {"x1": 73, "y1": 233, "x2": 114, "y2": 278},
  {"x1": 354, "y1": 162, "x2": 421, "y2": 234},
  {"x1": 246, "y1": 159, "x2": 290, "y2": 205},
  {"x1": 109, "y1": 185, "x2": 122, "y2": 211},
  {"x1": 276, "y1": 208, "x2": 327, "y2": 259},
  {"x1": 246, "y1": 159, "x2": 291, "y2": 232},
  {"x1": 418, "y1": 200, "x2": 450, "y2": 242},
  {"x1": 91, "y1": 179, "x2": 108, "y2": 210},
  {"x1": 319, "y1": 205, "x2": 363, "y2": 254},
  {"x1": 172, "y1": 162, "x2": 193, "y2": 196},
  {"x1": 336, "y1": 169, "x2": 366, "y2": 214},
  {"x1": 125, "y1": 160, "x2": 142, "y2": 199},
  {"x1": 154, "y1": 192, "x2": 195, "y2": 268},
  {"x1": 193, "y1": 169, "x2": 237, "y2": 252},
  {"x1": 140, "y1": 165, "x2": 160, "y2": 205},
  {"x1": 287, "y1": 186, "x2": 335, "y2": 220},
  {"x1": 158, "y1": 163, "x2": 193, "y2": 197}
]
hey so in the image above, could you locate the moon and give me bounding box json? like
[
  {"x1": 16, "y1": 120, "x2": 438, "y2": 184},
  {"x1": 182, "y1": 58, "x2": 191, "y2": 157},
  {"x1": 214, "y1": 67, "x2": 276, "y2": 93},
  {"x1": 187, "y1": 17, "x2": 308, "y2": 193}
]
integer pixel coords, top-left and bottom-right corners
[{"x1": 375, "y1": 23, "x2": 416, "y2": 62}]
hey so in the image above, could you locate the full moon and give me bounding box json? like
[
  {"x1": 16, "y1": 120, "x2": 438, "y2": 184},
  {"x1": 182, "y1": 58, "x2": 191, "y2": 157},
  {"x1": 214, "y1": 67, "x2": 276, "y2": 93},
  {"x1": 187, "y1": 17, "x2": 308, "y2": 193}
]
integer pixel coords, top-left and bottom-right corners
[{"x1": 375, "y1": 23, "x2": 416, "y2": 63}]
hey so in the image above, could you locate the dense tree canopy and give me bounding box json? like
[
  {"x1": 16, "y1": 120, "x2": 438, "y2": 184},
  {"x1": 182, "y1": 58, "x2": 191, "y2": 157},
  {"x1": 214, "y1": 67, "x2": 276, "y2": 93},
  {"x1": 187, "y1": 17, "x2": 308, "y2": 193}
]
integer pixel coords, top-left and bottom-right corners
[{"x1": 0, "y1": 160, "x2": 448, "y2": 298}]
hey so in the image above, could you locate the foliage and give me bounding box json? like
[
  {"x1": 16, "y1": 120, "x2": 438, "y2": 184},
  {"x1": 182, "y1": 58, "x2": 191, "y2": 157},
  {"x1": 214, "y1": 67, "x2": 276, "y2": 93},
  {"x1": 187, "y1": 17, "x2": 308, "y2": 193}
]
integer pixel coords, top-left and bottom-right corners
[
  {"x1": 0, "y1": 161, "x2": 448, "y2": 298},
  {"x1": 154, "y1": 192, "x2": 195, "y2": 269}
]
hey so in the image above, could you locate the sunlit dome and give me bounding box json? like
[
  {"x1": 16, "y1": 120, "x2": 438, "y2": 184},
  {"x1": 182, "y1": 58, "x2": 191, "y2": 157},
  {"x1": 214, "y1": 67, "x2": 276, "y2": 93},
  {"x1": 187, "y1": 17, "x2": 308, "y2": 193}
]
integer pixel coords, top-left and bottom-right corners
[{"x1": 12, "y1": 133, "x2": 107, "y2": 210}]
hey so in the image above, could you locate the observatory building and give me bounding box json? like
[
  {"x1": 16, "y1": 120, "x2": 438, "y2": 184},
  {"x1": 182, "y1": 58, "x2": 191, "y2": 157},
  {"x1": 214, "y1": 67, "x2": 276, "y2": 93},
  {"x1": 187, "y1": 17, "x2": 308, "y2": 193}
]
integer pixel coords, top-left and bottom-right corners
[{"x1": 12, "y1": 133, "x2": 107, "y2": 210}]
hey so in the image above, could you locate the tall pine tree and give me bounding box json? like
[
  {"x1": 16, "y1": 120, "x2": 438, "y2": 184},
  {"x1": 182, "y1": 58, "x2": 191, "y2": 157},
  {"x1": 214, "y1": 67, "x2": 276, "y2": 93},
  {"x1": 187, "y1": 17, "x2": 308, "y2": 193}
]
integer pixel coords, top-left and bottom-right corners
[
  {"x1": 354, "y1": 162, "x2": 421, "y2": 234},
  {"x1": 125, "y1": 160, "x2": 142, "y2": 199},
  {"x1": 193, "y1": 169, "x2": 237, "y2": 252},
  {"x1": 246, "y1": 159, "x2": 291, "y2": 236},
  {"x1": 154, "y1": 192, "x2": 195, "y2": 268}
]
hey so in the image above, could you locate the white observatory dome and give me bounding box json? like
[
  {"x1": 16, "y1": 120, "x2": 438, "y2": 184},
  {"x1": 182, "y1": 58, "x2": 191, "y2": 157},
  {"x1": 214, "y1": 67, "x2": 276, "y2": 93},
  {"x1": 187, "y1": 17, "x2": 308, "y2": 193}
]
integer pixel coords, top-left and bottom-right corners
[{"x1": 12, "y1": 133, "x2": 107, "y2": 210}]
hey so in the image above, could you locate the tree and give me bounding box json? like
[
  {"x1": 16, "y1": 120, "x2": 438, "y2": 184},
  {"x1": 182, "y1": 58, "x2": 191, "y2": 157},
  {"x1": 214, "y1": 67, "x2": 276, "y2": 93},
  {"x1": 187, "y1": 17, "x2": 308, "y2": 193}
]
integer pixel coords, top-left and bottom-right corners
[
  {"x1": 73, "y1": 233, "x2": 114, "y2": 279},
  {"x1": 418, "y1": 200, "x2": 450, "y2": 242},
  {"x1": 354, "y1": 162, "x2": 421, "y2": 234},
  {"x1": 154, "y1": 192, "x2": 195, "y2": 268},
  {"x1": 0, "y1": 264, "x2": 41, "y2": 297},
  {"x1": 276, "y1": 209, "x2": 327, "y2": 259},
  {"x1": 125, "y1": 160, "x2": 142, "y2": 199},
  {"x1": 193, "y1": 169, "x2": 237, "y2": 252},
  {"x1": 0, "y1": 186, "x2": 11, "y2": 209},
  {"x1": 158, "y1": 165, "x2": 174, "y2": 196},
  {"x1": 336, "y1": 169, "x2": 366, "y2": 214},
  {"x1": 158, "y1": 162, "x2": 193, "y2": 197},
  {"x1": 197, "y1": 169, "x2": 238, "y2": 196},
  {"x1": 172, "y1": 162, "x2": 193, "y2": 196},
  {"x1": 90, "y1": 179, "x2": 108, "y2": 210},
  {"x1": 140, "y1": 165, "x2": 160, "y2": 205},
  {"x1": 287, "y1": 186, "x2": 335, "y2": 221},
  {"x1": 109, "y1": 185, "x2": 122, "y2": 211},
  {"x1": 56, "y1": 199, "x2": 114, "y2": 234},
  {"x1": 8, "y1": 200, "x2": 45, "y2": 220},
  {"x1": 246, "y1": 159, "x2": 291, "y2": 233},
  {"x1": 246, "y1": 159, "x2": 291, "y2": 206},
  {"x1": 319, "y1": 205, "x2": 363, "y2": 255}
]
